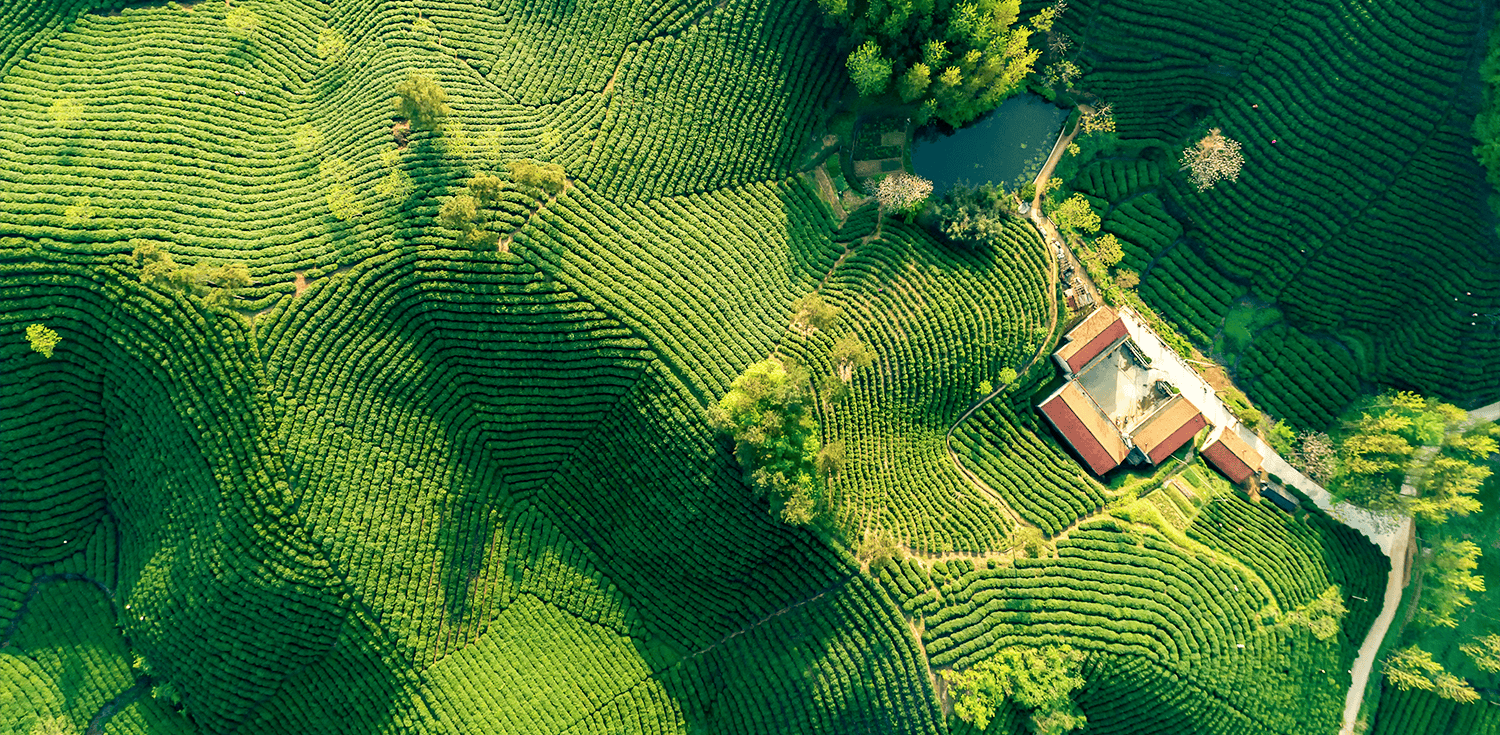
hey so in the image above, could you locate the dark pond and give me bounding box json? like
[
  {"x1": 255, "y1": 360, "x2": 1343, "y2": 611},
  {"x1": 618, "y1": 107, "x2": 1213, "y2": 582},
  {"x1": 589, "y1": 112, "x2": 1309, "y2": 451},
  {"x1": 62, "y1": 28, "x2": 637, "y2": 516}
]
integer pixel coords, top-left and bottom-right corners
[{"x1": 912, "y1": 95, "x2": 1070, "y2": 193}]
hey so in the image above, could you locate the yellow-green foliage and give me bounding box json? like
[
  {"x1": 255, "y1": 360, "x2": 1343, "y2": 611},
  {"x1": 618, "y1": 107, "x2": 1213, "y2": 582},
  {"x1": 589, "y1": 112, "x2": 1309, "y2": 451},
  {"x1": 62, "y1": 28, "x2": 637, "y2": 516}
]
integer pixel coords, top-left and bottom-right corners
[
  {"x1": 706, "y1": 357, "x2": 824, "y2": 525},
  {"x1": 25, "y1": 324, "x2": 59, "y2": 357},
  {"x1": 943, "y1": 645, "x2": 1087, "y2": 734},
  {"x1": 507, "y1": 159, "x2": 566, "y2": 196}
]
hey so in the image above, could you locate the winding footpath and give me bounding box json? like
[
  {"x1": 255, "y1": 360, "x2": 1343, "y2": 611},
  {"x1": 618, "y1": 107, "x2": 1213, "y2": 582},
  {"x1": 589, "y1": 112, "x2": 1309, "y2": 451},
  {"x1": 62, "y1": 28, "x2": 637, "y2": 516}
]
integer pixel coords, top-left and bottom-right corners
[{"x1": 936, "y1": 106, "x2": 1500, "y2": 733}]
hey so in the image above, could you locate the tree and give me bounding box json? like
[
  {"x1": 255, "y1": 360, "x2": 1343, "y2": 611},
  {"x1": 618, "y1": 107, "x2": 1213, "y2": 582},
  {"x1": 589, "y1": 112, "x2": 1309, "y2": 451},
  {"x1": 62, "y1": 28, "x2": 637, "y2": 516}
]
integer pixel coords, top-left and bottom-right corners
[
  {"x1": 792, "y1": 293, "x2": 839, "y2": 333},
  {"x1": 1291, "y1": 431, "x2": 1336, "y2": 484},
  {"x1": 944, "y1": 645, "x2": 1087, "y2": 734},
  {"x1": 856, "y1": 526, "x2": 897, "y2": 570},
  {"x1": 1384, "y1": 646, "x2": 1443, "y2": 692},
  {"x1": 439, "y1": 193, "x2": 479, "y2": 239},
  {"x1": 1416, "y1": 538, "x2": 1484, "y2": 629},
  {"x1": 225, "y1": 8, "x2": 261, "y2": 39},
  {"x1": 1079, "y1": 103, "x2": 1115, "y2": 135},
  {"x1": 1410, "y1": 455, "x2": 1489, "y2": 525},
  {"x1": 1460, "y1": 633, "x2": 1500, "y2": 673},
  {"x1": 29, "y1": 716, "x2": 71, "y2": 735},
  {"x1": 1052, "y1": 193, "x2": 1099, "y2": 234},
  {"x1": 1180, "y1": 128, "x2": 1244, "y2": 191},
  {"x1": 1042, "y1": 60, "x2": 1081, "y2": 89},
  {"x1": 999, "y1": 366, "x2": 1018, "y2": 384},
  {"x1": 876, "y1": 172, "x2": 933, "y2": 213},
  {"x1": 816, "y1": 440, "x2": 846, "y2": 477},
  {"x1": 846, "y1": 40, "x2": 892, "y2": 96},
  {"x1": 467, "y1": 173, "x2": 506, "y2": 207},
  {"x1": 48, "y1": 97, "x2": 83, "y2": 127},
  {"x1": 317, "y1": 28, "x2": 349, "y2": 61},
  {"x1": 393, "y1": 73, "x2": 451, "y2": 130},
  {"x1": 1278, "y1": 585, "x2": 1347, "y2": 641},
  {"x1": 507, "y1": 159, "x2": 566, "y2": 196},
  {"x1": 897, "y1": 63, "x2": 931, "y2": 102},
  {"x1": 1092, "y1": 233, "x2": 1122, "y2": 267},
  {"x1": 707, "y1": 358, "x2": 824, "y2": 525},
  {"x1": 831, "y1": 335, "x2": 875, "y2": 382},
  {"x1": 25, "y1": 324, "x2": 59, "y2": 358},
  {"x1": 931, "y1": 181, "x2": 1016, "y2": 247}
]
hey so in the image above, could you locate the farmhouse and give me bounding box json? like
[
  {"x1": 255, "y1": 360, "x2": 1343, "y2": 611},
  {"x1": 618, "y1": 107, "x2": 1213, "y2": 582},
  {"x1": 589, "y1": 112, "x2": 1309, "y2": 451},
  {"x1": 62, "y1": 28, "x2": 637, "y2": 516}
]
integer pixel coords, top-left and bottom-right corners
[
  {"x1": 1053, "y1": 305, "x2": 1130, "y2": 377},
  {"x1": 1201, "y1": 425, "x2": 1263, "y2": 484},
  {"x1": 1040, "y1": 307, "x2": 1206, "y2": 476}
]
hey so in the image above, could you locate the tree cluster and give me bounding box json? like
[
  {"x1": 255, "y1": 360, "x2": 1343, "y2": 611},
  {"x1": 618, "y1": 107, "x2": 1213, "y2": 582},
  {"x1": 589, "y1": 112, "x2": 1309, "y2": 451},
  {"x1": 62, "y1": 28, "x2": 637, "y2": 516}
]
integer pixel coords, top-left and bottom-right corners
[
  {"x1": 1383, "y1": 645, "x2": 1479, "y2": 703},
  {"x1": 439, "y1": 172, "x2": 509, "y2": 246},
  {"x1": 929, "y1": 181, "x2": 1016, "y2": 248},
  {"x1": 133, "y1": 241, "x2": 250, "y2": 312},
  {"x1": 943, "y1": 645, "x2": 1087, "y2": 735},
  {"x1": 706, "y1": 357, "x2": 826, "y2": 525},
  {"x1": 821, "y1": 0, "x2": 1050, "y2": 127},
  {"x1": 1329, "y1": 391, "x2": 1492, "y2": 526}
]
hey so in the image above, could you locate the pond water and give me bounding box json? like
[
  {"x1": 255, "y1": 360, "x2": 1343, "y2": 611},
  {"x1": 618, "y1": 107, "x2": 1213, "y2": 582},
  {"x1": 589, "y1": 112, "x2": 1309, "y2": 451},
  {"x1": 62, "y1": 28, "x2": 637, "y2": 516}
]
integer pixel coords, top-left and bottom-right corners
[{"x1": 912, "y1": 95, "x2": 1070, "y2": 193}]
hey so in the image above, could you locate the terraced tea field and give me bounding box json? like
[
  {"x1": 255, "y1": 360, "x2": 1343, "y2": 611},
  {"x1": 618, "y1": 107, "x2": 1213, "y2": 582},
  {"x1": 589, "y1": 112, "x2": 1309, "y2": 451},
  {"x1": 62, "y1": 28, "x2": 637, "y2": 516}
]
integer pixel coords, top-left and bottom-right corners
[{"x1": 0, "y1": 0, "x2": 1487, "y2": 734}]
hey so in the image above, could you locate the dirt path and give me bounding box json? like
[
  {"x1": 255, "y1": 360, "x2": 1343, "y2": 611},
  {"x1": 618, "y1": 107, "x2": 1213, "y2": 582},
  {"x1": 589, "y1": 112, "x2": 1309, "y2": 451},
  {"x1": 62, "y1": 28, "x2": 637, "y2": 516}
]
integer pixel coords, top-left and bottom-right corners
[
  {"x1": 1338, "y1": 398, "x2": 1499, "y2": 734},
  {"x1": 941, "y1": 110, "x2": 1080, "y2": 533}
]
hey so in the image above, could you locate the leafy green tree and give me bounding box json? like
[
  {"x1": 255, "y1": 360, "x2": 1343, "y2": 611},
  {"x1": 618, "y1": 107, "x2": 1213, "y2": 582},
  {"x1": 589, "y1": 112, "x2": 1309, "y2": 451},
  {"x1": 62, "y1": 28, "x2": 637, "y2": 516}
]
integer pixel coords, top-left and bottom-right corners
[
  {"x1": 816, "y1": 439, "x2": 846, "y2": 477},
  {"x1": 706, "y1": 358, "x2": 825, "y2": 525},
  {"x1": 897, "y1": 62, "x2": 931, "y2": 102},
  {"x1": 507, "y1": 159, "x2": 566, "y2": 196},
  {"x1": 225, "y1": 8, "x2": 261, "y2": 39},
  {"x1": 1278, "y1": 585, "x2": 1347, "y2": 640},
  {"x1": 1092, "y1": 233, "x2": 1123, "y2": 267},
  {"x1": 1416, "y1": 538, "x2": 1485, "y2": 628},
  {"x1": 1383, "y1": 646, "x2": 1479, "y2": 703},
  {"x1": 467, "y1": 173, "x2": 507, "y2": 207},
  {"x1": 439, "y1": 193, "x2": 479, "y2": 239},
  {"x1": 831, "y1": 335, "x2": 875, "y2": 382},
  {"x1": 1411, "y1": 455, "x2": 1489, "y2": 525},
  {"x1": 1461, "y1": 633, "x2": 1500, "y2": 673},
  {"x1": 792, "y1": 293, "x2": 839, "y2": 333},
  {"x1": 846, "y1": 40, "x2": 892, "y2": 96},
  {"x1": 317, "y1": 28, "x2": 349, "y2": 61},
  {"x1": 1052, "y1": 193, "x2": 1100, "y2": 234},
  {"x1": 25, "y1": 324, "x2": 59, "y2": 358},
  {"x1": 394, "y1": 73, "x2": 451, "y2": 130},
  {"x1": 944, "y1": 645, "x2": 1087, "y2": 734}
]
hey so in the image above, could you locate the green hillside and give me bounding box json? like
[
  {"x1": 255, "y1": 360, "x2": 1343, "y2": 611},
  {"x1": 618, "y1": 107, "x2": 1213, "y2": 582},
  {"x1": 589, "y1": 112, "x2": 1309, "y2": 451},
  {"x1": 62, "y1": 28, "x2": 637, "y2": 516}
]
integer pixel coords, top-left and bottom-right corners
[
  {"x1": 1037, "y1": 0, "x2": 1500, "y2": 426},
  {"x1": 0, "y1": 0, "x2": 1489, "y2": 734}
]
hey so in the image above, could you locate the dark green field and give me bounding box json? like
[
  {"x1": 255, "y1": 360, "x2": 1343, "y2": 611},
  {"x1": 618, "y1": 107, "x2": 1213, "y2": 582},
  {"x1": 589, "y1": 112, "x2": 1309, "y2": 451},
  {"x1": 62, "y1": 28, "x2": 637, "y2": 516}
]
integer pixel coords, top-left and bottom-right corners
[{"x1": 0, "y1": 1, "x2": 1495, "y2": 734}]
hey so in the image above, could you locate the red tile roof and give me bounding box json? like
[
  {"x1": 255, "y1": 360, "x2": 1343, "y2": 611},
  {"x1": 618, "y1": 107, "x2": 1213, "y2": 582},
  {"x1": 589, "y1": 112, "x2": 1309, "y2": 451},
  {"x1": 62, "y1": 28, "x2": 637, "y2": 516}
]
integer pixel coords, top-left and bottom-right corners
[
  {"x1": 1129, "y1": 395, "x2": 1207, "y2": 465},
  {"x1": 1040, "y1": 383, "x2": 1129, "y2": 475},
  {"x1": 1056, "y1": 307, "x2": 1128, "y2": 374},
  {"x1": 1202, "y1": 427, "x2": 1262, "y2": 484}
]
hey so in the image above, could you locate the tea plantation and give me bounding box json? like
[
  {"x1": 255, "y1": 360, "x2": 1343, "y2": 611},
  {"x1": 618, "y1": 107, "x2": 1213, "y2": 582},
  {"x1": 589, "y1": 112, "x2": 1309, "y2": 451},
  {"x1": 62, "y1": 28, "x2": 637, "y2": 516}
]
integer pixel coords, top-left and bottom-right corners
[
  {"x1": 1037, "y1": 0, "x2": 1500, "y2": 426},
  {"x1": 0, "y1": 0, "x2": 1485, "y2": 734}
]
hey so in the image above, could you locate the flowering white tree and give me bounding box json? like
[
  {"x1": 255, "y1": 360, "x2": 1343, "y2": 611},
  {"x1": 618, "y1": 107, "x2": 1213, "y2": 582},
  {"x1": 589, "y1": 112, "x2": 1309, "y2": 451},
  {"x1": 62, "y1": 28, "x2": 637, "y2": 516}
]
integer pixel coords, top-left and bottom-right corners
[
  {"x1": 1180, "y1": 128, "x2": 1244, "y2": 191},
  {"x1": 876, "y1": 173, "x2": 934, "y2": 213}
]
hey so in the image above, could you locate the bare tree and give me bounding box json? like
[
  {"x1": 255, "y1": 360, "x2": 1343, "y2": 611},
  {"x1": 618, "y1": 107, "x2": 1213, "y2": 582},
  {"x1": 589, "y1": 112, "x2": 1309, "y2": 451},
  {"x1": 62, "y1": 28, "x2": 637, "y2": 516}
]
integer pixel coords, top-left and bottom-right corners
[{"x1": 1180, "y1": 128, "x2": 1244, "y2": 191}]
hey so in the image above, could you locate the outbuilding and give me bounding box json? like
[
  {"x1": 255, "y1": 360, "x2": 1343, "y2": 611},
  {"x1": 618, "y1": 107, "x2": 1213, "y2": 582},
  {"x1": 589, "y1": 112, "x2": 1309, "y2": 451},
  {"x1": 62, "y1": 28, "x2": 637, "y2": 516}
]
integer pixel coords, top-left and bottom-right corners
[{"x1": 1201, "y1": 425, "x2": 1263, "y2": 484}]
